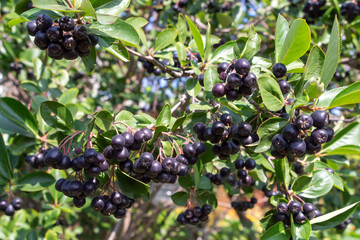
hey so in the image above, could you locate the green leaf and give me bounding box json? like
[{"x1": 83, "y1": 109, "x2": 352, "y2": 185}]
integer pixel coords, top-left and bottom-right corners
[
  {"x1": 275, "y1": 14, "x2": 289, "y2": 62},
  {"x1": 310, "y1": 201, "x2": 360, "y2": 230},
  {"x1": 171, "y1": 191, "x2": 189, "y2": 206},
  {"x1": 175, "y1": 42, "x2": 187, "y2": 66},
  {"x1": 292, "y1": 175, "x2": 312, "y2": 193},
  {"x1": 185, "y1": 16, "x2": 204, "y2": 59},
  {"x1": 189, "y1": 103, "x2": 212, "y2": 111},
  {"x1": 258, "y1": 76, "x2": 284, "y2": 112},
  {"x1": 290, "y1": 216, "x2": 311, "y2": 240},
  {"x1": 58, "y1": 88, "x2": 79, "y2": 105},
  {"x1": 328, "y1": 81, "x2": 360, "y2": 108},
  {"x1": 115, "y1": 170, "x2": 150, "y2": 199},
  {"x1": 186, "y1": 78, "x2": 202, "y2": 98},
  {"x1": 114, "y1": 110, "x2": 137, "y2": 132},
  {"x1": 154, "y1": 28, "x2": 178, "y2": 52},
  {"x1": 324, "y1": 145, "x2": 360, "y2": 155},
  {"x1": 125, "y1": 17, "x2": 148, "y2": 28},
  {"x1": 253, "y1": 117, "x2": 288, "y2": 153},
  {"x1": 32, "y1": 0, "x2": 82, "y2": 12},
  {"x1": 320, "y1": 17, "x2": 341, "y2": 88},
  {"x1": 322, "y1": 122, "x2": 360, "y2": 152},
  {"x1": 40, "y1": 101, "x2": 74, "y2": 131},
  {"x1": 0, "y1": 97, "x2": 38, "y2": 137},
  {"x1": 279, "y1": 19, "x2": 311, "y2": 65},
  {"x1": 298, "y1": 170, "x2": 334, "y2": 198},
  {"x1": 176, "y1": 13, "x2": 188, "y2": 43},
  {"x1": 80, "y1": 0, "x2": 96, "y2": 17},
  {"x1": 98, "y1": 37, "x2": 129, "y2": 62},
  {"x1": 171, "y1": 115, "x2": 186, "y2": 132},
  {"x1": 275, "y1": 158, "x2": 290, "y2": 188},
  {"x1": 82, "y1": 46, "x2": 97, "y2": 72},
  {"x1": 16, "y1": 172, "x2": 55, "y2": 192},
  {"x1": 44, "y1": 229, "x2": 58, "y2": 240},
  {"x1": 204, "y1": 67, "x2": 221, "y2": 99},
  {"x1": 316, "y1": 87, "x2": 345, "y2": 108},
  {"x1": 240, "y1": 25, "x2": 261, "y2": 60},
  {"x1": 0, "y1": 135, "x2": 12, "y2": 180},
  {"x1": 209, "y1": 41, "x2": 236, "y2": 63},
  {"x1": 156, "y1": 104, "x2": 171, "y2": 127},
  {"x1": 198, "y1": 176, "x2": 212, "y2": 190},
  {"x1": 204, "y1": 23, "x2": 212, "y2": 61},
  {"x1": 261, "y1": 222, "x2": 291, "y2": 240},
  {"x1": 89, "y1": 19, "x2": 139, "y2": 46},
  {"x1": 303, "y1": 46, "x2": 325, "y2": 85},
  {"x1": 95, "y1": 0, "x2": 131, "y2": 24},
  {"x1": 95, "y1": 110, "x2": 113, "y2": 131}
]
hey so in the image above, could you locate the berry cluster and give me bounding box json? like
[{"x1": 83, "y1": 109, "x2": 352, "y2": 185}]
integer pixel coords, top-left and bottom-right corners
[
  {"x1": 176, "y1": 204, "x2": 212, "y2": 225},
  {"x1": 231, "y1": 197, "x2": 257, "y2": 211},
  {"x1": 55, "y1": 177, "x2": 100, "y2": 208},
  {"x1": 25, "y1": 147, "x2": 48, "y2": 168},
  {"x1": 341, "y1": 2, "x2": 360, "y2": 22},
  {"x1": 27, "y1": 14, "x2": 98, "y2": 60},
  {"x1": 91, "y1": 191, "x2": 134, "y2": 218},
  {"x1": 271, "y1": 110, "x2": 334, "y2": 159},
  {"x1": 0, "y1": 197, "x2": 23, "y2": 216},
  {"x1": 212, "y1": 59, "x2": 257, "y2": 101},
  {"x1": 276, "y1": 201, "x2": 321, "y2": 225},
  {"x1": 336, "y1": 216, "x2": 353, "y2": 230},
  {"x1": 139, "y1": 58, "x2": 167, "y2": 76},
  {"x1": 173, "y1": 0, "x2": 189, "y2": 13},
  {"x1": 303, "y1": 0, "x2": 326, "y2": 19},
  {"x1": 234, "y1": 158, "x2": 256, "y2": 185},
  {"x1": 262, "y1": 186, "x2": 282, "y2": 198}
]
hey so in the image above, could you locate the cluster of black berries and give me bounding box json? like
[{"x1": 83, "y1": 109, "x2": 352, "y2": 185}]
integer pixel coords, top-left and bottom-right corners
[
  {"x1": 341, "y1": 1, "x2": 360, "y2": 22},
  {"x1": 272, "y1": 63, "x2": 291, "y2": 95},
  {"x1": 0, "y1": 197, "x2": 23, "y2": 217},
  {"x1": 202, "y1": 0, "x2": 231, "y2": 13},
  {"x1": 336, "y1": 216, "x2": 353, "y2": 230},
  {"x1": 27, "y1": 14, "x2": 98, "y2": 60},
  {"x1": 194, "y1": 115, "x2": 258, "y2": 157},
  {"x1": 271, "y1": 110, "x2": 334, "y2": 159},
  {"x1": 231, "y1": 197, "x2": 257, "y2": 211},
  {"x1": 139, "y1": 58, "x2": 167, "y2": 76},
  {"x1": 303, "y1": 0, "x2": 326, "y2": 19},
  {"x1": 176, "y1": 204, "x2": 212, "y2": 225},
  {"x1": 172, "y1": 0, "x2": 189, "y2": 13},
  {"x1": 55, "y1": 177, "x2": 100, "y2": 208},
  {"x1": 25, "y1": 147, "x2": 49, "y2": 168},
  {"x1": 91, "y1": 191, "x2": 134, "y2": 218},
  {"x1": 212, "y1": 59, "x2": 257, "y2": 101},
  {"x1": 9, "y1": 62, "x2": 23, "y2": 74},
  {"x1": 45, "y1": 148, "x2": 109, "y2": 176},
  {"x1": 276, "y1": 201, "x2": 321, "y2": 225},
  {"x1": 234, "y1": 158, "x2": 256, "y2": 185}
]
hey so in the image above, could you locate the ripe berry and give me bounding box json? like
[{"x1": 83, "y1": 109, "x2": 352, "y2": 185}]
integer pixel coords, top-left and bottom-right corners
[
  {"x1": 220, "y1": 141, "x2": 232, "y2": 155},
  {"x1": 272, "y1": 63, "x2": 287, "y2": 78},
  {"x1": 77, "y1": 36, "x2": 91, "y2": 53},
  {"x1": 242, "y1": 72, "x2": 257, "y2": 87},
  {"x1": 239, "y1": 86, "x2": 253, "y2": 96},
  {"x1": 184, "y1": 209, "x2": 194, "y2": 219},
  {"x1": 212, "y1": 83, "x2": 226, "y2": 98},
  {"x1": 114, "y1": 208, "x2": 126, "y2": 218},
  {"x1": 226, "y1": 89, "x2": 240, "y2": 101},
  {"x1": 177, "y1": 213, "x2": 187, "y2": 225},
  {"x1": 0, "y1": 200, "x2": 8, "y2": 211},
  {"x1": 235, "y1": 59, "x2": 250, "y2": 75},
  {"x1": 36, "y1": 14, "x2": 52, "y2": 30},
  {"x1": 220, "y1": 167, "x2": 231, "y2": 177},
  {"x1": 193, "y1": 142, "x2": 206, "y2": 155},
  {"x1": 84, "y1": 148, "x2": 98, "y2": 164},
  {"x1": 288, "y1": 201, "x2": 302, "y2": 214},
  {"x1": 111, "y1": 192, "x2": 123, "y2": 205},
  {"x1": 141, "y1": 128, "x2": 153, "y2": 141},
  {"x1": 103, "y1": 201, "x2": 117, "y2": 215},
  {"x1": 245, "y1": 158, "x2": 256, "y2": 170},
  {"x1": 134, "y1": 130, "x2": 146, "y2": 143},
  {"x1": 64, "y1": 50, "x2": 79, "y2": 60},
  {"x1": 251, "y1": 197, "x2": 257, "y2": 204},
  {"x1": 116, "y1": 148, "x2": 130, "y2": 162},
  {"x1": 278, "y1": 80, "x2": 290, "y2": 95},
  {"x1": 88, "y1": 34, "x2": 99, "y2": 46},
  {"x1": 303, "y1": 203, "x2": 315, "y2": 214},
  {"x1": 235, "y1": 159, "x2": 245, "y2": 169},
  {"x1": 63, "y1": 35, "x2": 77, "y2": 50},
  {"x1": 73, "y1": 25, "x2": 88, "y2": 40},
  {"x1": 34, "y1": 30, "x2": 50, "y2": 49},
  {"x1": 11, "y1": 197, "x2": 22, "y2": 210},
  {"x1": 238, "y1": 122, "x2": 252, "y2": 137},
  {"x1": 189, "y1": 217, "x2": 199, "y2": 225},
  {"x1": 295, "y1": 114, "x2": 313, "y2": 130},
  {"x1": 212, "y1": 173, "x2": 224, "y2": 185},
  {"x1": 227, "y1": 73, "x2": 243, "y2": 88},
  {"x1": 27, "y1": 20, "x2": 39, "y2": 36},
  {"x1": 217, "y1": 62, "x2": 229, "y2": 74},
  {"x1": 139, "y1": 152, "x2": 154, "y2": 168},
  {"x1": 220, "y1": 113, "x2": 232, "y2": 126},
  {"x1": 111, "y1": 135, "x2": 125, "y2": 151},
  {"x1": 119, "y1": 159, "x2": 133, "y2": 173},
  {"x1": 73, "y1": 197, "x2": 86, "y2": 208},
  {"x1": 282, "y1": 124, "x2": 300, "y2": 142},
  {"x1": 272, "y1": 134, "x2": 288, "y2": 151},
  {"x1": 237, "y1": 169, "x2": 247, "y2": 180},
  {"x1": 277, "y1": 202, "x2": 288, "y2": 213},
  {"x1": 46, "y1": 26, "x2": 63, "y2": 42},
  {"x1": 212, "y1": 121, "x2": 225, "y2": 136},
  {"x1": 183, "y1": 144, "x2": 196, "y2": 158},
  {"x1": 4, "y1": 204, "x2": 15, "y2": 216},
  {"x1": 162, "y1": 157, "x2": 175, "y2": 172},
  {"x1": 294, "y1": 211, "x2": 307, "y2": 224},
  {"x1": 305, "y1": 137, "x2": 321, "y2": 154},
  {"x1": 310, "y1": 110, "x2": 329, "y2": 128},
  {"x1": 311, "y1": 128, "x2": 329, "y2": 144},
  {"x1": 83, "y1": 181, "x2": 97, "y2": 195},
  {"x1": 193, "y1": 122, "x2": 205, "y2": 134},
  {"x1": 59, "y1": 16, "x2": 75, "y2": 31},
  {"x1": 324, "y1": 127, "x2": 334, "y2": 142},
  {"x1": 84, "y1": 165, "x2": 101, "y2": 176},
  {"x1": 44, "y1": 148, "x2": 63, "y2": 166},
  {"x1": 314, "y1": 209, "x2": 321, "y2": 218},
  {"x1": 275, "y1": 212, "x2": 286, "y2": 222},
  {"x1": 178, "y1": 164, "x2": 189, "y2": 176},
  {"x1": 287, "y1": 138, "x2": 306, "y2": 157},
  {"x1": 193, "y1": 206, "x2": 202, "y2": 217}
]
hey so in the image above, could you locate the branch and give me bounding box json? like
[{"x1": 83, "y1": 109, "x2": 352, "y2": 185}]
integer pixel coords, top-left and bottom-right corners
[
  {"x1": 125, "y1": 47, "x2": 194, "y2": 78},
  {"x1": 262, "y1": 152, "x2": 275, "y2": 170}
]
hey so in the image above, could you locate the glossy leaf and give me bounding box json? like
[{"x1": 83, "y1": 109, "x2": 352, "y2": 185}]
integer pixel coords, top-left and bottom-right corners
[
  {"x1": 156, "y1": 104, "x2": 171, "y2": 127},
  {"x1": 154, "y1": 28, "x2": 177, "y2": 52},
  {"x1": 16, "y1": 172, "x2": 55, "y2": 192},
  {"x1": 298, "y1": 170, "x2": 334, "y2": 198},
  {"x1": 186, "y1": 78, "x2": 202, "y2": 97},
  {"x1": 95, "y1": 110, "x2": 113, "y2": 131},
  {"x1": 95, "y1": 0, "x2": 131, "y2": 24},
  {"x1": 290, "y1": 216, "x2": 311, "y2": 240},
  {"x1": 275, "y1": 14, "x2": 289, "y2": 62},
  {"x1": 258, "y1": 76, "x2": 284, "y2": 112},
  {"x1": 328, "y1": 81, "x2": 360, "y2": 108},
  {"x1": 260, "y1": 222, "x2": 291, "y2": 240},
  {"x1": 185, "y1": 16, "x2": 204, "y2": 59},
  {"x1": 0, "y1": 135, "x2": 12, "y2": 180},
  {"x1": 275, "y1": 158, "x2": 290, "y2": 188},
  {"x1": 40, "y1": 101, "x2": 74, "y2": 131},
  {"x1": 32, "y1": 0, "x2": 82, "y2": 12},
  {"x1": 115, "y1": 170, "x2": 150, "y2": 199},
  {"x1": 171, "y1": 191, "x2": 189, "y2": 206}
]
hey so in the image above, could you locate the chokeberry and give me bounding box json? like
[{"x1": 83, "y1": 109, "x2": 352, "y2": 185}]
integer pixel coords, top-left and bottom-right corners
[
  {"x1": 217, "y1": 62, "x2": 229, "y2": 74},
  {"x1": 59, "y1": 16, "x2": 75, "y2": 31},
  {"x1": 311, "y1": 128, "x2": 329, "y2": 144},
  {"x1": 282, "y1": 124, "x2": 300, "y2": 142},
  {"x1": 4, "y1": 204, "x2": 15, "y2": 216},
  {"x1": 277, "y1": 202, "x2": 288, "y2": 213},
  {"x1": 193, "y1": 122, "x2": 205, "y2": 134},
  {"x1": 303, "y1": 203, "x2": 315, "y2": 214},
  {"x1": 324, "y1": 127, "x2": 334, "y2": 142},
  {"x1": 183, "y1": 144, "x2": 196, "y2": 158},
  {"x1": 0, "y1": 200, "x2": 8, "y2": 211},
  {"x1": 162, "y1": 157, "x2": 175, "y2": 172},
  {"x1": 235, "y1": 59, "x2": 250, "y2": 75},
  {"x1": 278, "y1": 80, "x2": 290, "y2": 95},
  {"x1": 36, "y1": 14, "x2": 52, "y2": 30},
  {"x1": 272, "y1": 134, "x2": 288, "y2": 151},
  {"x1": 226, "y1": 89, "x2": 240, "y2": 101},
  {"x1": 47, "y1": 26, "x2": 63, "y2": 42},
  {"x1": 64, "y1": 50, "x2": 79, "y2": 60},
  {"x1": 235, "y1": 159, "x2": 245, "y2": 169},
  {"x1": 245, "y1": 158, "x2": 256, "y2": 170},
  {"x1": 287, "y1": 138, "x2": 306, "y2": 157},
  {"x1": 27, "y1": 20, "x2": 39, "y2": 36},
  {"x1": 238, "y1": 122, "x2": 252, "y2": 137},
  {"x1": 63, "y1": 35, "x2": 77, "y2": 50},
  {"x1": 220, "y1": 167, "x2": 231, "y2": 177},
  {"x1": 193, "y1": 142, "x2": 206, "y2": 155},
  {"x1": 73, "y1": 25, "x2": 88, "y2": 40},
  {"x1": 76, "y1": 36, "x2": 91, "y2": 53},
  {"x1": 227, "y1": 73, "x2": 242, "y2": 88},
  {"x1": 295, "y1": 114, "x2": 313, "y2": 130},
  {"x1": 34, "y1": 30, "x2": 50, "y2": 49},
  {"x1": 242, "y1": 72, "x2": 257, "y2": 88},
  {"x1": 212, "y1": 83, "x2": 226, "y2": 98},
  {"x1": 272, "y1": 63, "x2": 287, "y2": 78},
  {"x1": 310, "y1": 110, "x2": 329, "y2": 128},
  {"x1": 288, "y1": 201, "x2": 302, "y2": 214},
  {"x1": 294, "y1": 211, "x2": 307, "y2": 224}
]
